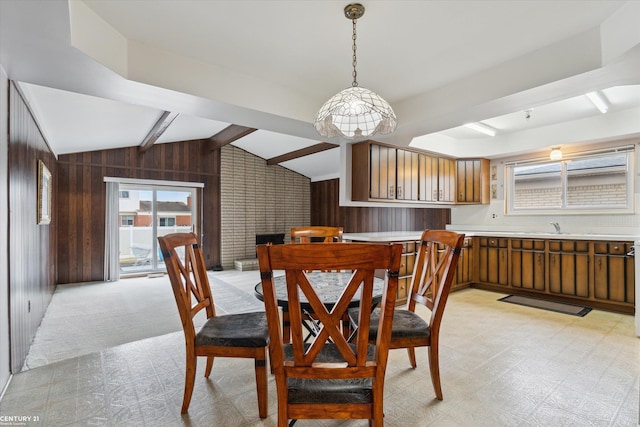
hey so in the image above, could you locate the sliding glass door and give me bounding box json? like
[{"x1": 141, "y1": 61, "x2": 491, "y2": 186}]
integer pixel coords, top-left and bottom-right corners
[{"x1": 119, "y1": 184, "x2": 197, "y2": 275}]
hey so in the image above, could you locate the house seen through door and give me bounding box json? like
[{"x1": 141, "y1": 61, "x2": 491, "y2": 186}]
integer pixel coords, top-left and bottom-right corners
[{"x1": 118, "y1": 184, "x2": 197, "y2": 276}]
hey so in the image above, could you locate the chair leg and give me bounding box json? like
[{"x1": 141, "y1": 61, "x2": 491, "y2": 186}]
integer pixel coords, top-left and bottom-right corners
[
  {"x1": 428, "y1": 344, "x2": 443, "y2": 400},
  {"x1": 407, "y1": 347, "x2": 417, "y2": 369},
  {"x1": 255, "y1": 349, "x2": 268, "y2": 418},
  {"x1": 204, "y1": 356, "x2": 214, "y2": 377},
  {"x1": 181, "y1": 352, "x2": 197, "y2": 414}
]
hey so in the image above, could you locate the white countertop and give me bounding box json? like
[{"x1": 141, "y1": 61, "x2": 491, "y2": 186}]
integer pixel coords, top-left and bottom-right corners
[
  {"x1": 342, "y1": 231, "x2": 424, "y2": 242},
  {"x1": 344, "y1": 230, "x2": 639, "y2": 242},
  {"x1": 452, "y1": 230, "x2": 638, "y2": 241}
]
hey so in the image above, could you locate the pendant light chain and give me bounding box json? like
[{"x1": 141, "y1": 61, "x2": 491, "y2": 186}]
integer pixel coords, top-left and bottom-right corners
[{"x1": 352, "y1": 18, "x2": 358, "y2": 87}]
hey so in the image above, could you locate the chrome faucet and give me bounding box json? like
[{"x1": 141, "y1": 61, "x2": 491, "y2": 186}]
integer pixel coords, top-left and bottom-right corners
[{"x1": 550, "y1": 222, "x2": 561, "y2": 234}]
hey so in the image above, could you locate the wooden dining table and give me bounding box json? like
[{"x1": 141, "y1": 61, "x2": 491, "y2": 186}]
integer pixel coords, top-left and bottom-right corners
[{"x1": 254, "y1": 271, "x2": 385, "y2": 343}]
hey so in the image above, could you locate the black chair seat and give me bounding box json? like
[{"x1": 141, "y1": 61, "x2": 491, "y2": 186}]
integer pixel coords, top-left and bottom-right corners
[
  {"x1": 284, "y1": 343, "x2": 375, "y2": 404},
  {"x1": 195, "y1": 311, "x2": 269, "y2": 347},
  {"x1": 349, "y1": 307, "x2": 431, "y2": 341}
]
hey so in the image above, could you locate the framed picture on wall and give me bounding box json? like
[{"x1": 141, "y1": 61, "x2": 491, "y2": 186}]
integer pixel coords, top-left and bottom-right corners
[{"x1": 37, "y1": 160, "x2": 52, "y2": 225}]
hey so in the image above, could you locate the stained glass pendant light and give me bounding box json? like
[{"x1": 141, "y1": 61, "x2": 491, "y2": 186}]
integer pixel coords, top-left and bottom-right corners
[{"x1": 314, "y1": 3, "x2": 397, "y2": 139}]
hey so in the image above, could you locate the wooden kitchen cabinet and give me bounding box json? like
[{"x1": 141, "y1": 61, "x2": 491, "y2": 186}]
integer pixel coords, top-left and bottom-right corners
[
  {"x1": 453, "y1": 237, "x2": 474, "y2": 290},
  {"x1": 351, "y1": 140, "x2": 461, "y2": 204},
  {"x1": 417, "y1": 154, "x2": 455, "y2": 203},
  {"x1": 438, "y1": 157, "x2": 456, "y2": 202},
  {"x1": 593, "y1": 242, "x2": 635, "y2": 304},
  {"x1": 353, "y1": 142, "x2": 396, "y2": 200},
  {"x1": 352, "y1": 141, "x2": 420, "y2": 202},
  {"x1": 510, "y1": 239, "x2": 545, "y2": 291},
  {"x1": 470, "y1": 235, "x2": 635, "y2": 314},
  {"x1": 397, "y1": 241, "x2": 418, "y2": 305},
  {"x1": 548, "y1": 240, "x2": 589, "y2": 298},
  {"x1": 478, "y1": 237, "x2": 508, "y2": 286},
  {"x1": 456, "y1": 159, "x2": 490, "y2": 204},
  {"x1": 418, "y1": 154, "x2": 438, "y2": 202},
  {"x1": 396, "y1": 149, "x2": 419, "y2": 201}
]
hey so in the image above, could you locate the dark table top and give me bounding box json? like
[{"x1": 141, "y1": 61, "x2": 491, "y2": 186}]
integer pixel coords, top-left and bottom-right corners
[{"x1": 254, "y1": 271, "x2": 384, "y2": 309}]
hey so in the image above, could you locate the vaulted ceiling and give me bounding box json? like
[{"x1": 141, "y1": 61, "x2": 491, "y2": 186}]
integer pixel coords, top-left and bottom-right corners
[{"x1": 1, "y1": 0, "x2": 639, "y2": 181}]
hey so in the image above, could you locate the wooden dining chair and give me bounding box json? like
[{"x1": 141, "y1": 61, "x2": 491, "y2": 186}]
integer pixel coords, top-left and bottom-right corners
[
  {"x1": 257, "y1": 242, "x2": 402, "y2": 427},
  {"x1": 158, "y1": 232, "x2": 269, "y2": 417},
  {"x1": 349, "y1": 229, "x2": 465, "y2": 401},
  {"x1": 290, "y1": 226, "x2": 343, "y2": 243}
]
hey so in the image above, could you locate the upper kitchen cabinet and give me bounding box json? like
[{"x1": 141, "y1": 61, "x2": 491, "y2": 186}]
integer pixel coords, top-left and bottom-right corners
[
  {"x1": 353, "y1": 141, "x2": 420, "y2": 202},
  {"x1": 351, "y1": 141, "x2": 464, "y2": 204},
  {"x1": 353, "y1": 142, "x2": 397, "y2": 200},
  {"x1": 396, "y1": 149, "x2": 420, "y2": 201},
  {"x1": 417, "y1": 155, "x2": 455, "y2": 203},
  {"x1": 456, "y1": 159, "x2": 490, "y2": 204}
]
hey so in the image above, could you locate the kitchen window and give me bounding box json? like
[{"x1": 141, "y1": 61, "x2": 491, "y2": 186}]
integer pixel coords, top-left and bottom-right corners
[{"x1": 506, "y1": 147, "x2": 634, "y2": 214}]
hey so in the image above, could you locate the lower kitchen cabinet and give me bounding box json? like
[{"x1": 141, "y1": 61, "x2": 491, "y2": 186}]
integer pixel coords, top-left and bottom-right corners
[
  {"x1": 397, "y1": 241, "x2": 417, "y2": 304},
  {"x1": 453, "y1": 237, "x2": 473, "y2": 290},
  {"x1": 469, "y1": 235, "x2": 635, "y2": 314},
  {"x1": 510, "y1": 239, "x2": 545, "y2": 291},
  {"x1": 594, "y1": 242, "x2": 635, "y2": 304},
  {"x1": 548, "y1": 240, "x2": 589, "y2": 297},
  {"x1": 478, "y1": 237, "x2": 508, "y2": 286}
]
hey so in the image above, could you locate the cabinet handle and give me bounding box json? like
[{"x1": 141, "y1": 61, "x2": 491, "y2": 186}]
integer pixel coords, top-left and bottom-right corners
[
  {"x1": 439, "y1": 189, "x2": 443, "y2": 199},
  {"x1": 613, "y1": 245, "x2": 619, "y2": 251},
  {"x1": 390, "y1": 185, "x2": 394, "y2": 198},
  {"x1": 397, "y1": 186, "x2": 402, "y2": 199}
]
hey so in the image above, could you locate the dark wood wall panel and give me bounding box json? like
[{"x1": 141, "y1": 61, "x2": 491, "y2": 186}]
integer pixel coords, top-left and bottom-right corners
[
  {"x1": 57, "y1": 141, "x2": 221, "y2": 284},
  {"x1": 311, "y1": 179, "x2": 450, "y2": 232},
  {"x1": 8, "y1": 82, "x2": 57, "y2": 373}
]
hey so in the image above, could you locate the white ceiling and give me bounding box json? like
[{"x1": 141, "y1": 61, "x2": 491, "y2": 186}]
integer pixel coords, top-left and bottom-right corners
[{"x1": 1, "y1": 0, "x2": 640, "y2": 181}]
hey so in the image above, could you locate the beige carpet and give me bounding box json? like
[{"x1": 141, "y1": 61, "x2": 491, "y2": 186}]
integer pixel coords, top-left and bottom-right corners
[{"x1": 22, "y1": 270, "x2": 267, "y2": 371}]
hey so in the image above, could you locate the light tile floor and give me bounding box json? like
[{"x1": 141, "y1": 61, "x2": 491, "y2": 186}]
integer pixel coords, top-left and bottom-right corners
[{"x1": 1, "y1": 271, "x2": 639, "y2": 426}]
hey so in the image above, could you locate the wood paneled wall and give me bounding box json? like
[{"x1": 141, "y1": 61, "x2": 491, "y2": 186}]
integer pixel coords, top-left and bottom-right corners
[
  {"x1": 57, "y1": 141, "x2": 221, "y2": 284},
  {"x1": 8, "y1": 82, "x2": 57, "y2": 372},
  {"x1": 311, "y1": 179, "x2": 451, "y2": 232}
]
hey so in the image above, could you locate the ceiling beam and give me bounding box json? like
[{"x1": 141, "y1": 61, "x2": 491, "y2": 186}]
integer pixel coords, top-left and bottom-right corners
[
  {"x1": 139, "y1": 111, "x2": 180, "y2": 153},
  {"x1": 266, "y1": 142, "x2": 339, "y2": 165},
  {"x1": 208, "y1": 124, "x2": 257, "y2": 151}
]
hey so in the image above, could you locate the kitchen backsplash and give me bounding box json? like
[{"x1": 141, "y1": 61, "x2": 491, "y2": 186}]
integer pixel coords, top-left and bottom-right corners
[{"x1": 450, "y1": 195, "x2": 640, "y2": 235}]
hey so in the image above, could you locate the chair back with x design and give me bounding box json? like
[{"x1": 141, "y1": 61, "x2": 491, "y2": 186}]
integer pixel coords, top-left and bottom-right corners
[{"x1": 257, "y1": 242, "x2": 402, "y2": 426}]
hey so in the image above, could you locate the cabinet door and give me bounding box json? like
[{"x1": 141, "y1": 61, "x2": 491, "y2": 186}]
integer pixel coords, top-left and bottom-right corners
[
  {"x1": 418, "y1": 154, "x2": 438, "y2": 202},
  {"x1": 369, "y1": 144, "x2": 396, "y2": 200},
  {"x1": 396, "y1": 241, "x2": 418, "y2": 305},
  {"x1": 594, "y1": 242, "x2": 635, "y2": 304},
  {"x1": 511, "y1": 239, "x2": 545, "y2": 291},
  {"x1": 456, "y1": 159, "x2": 489, "y2": 204},
  {"x1": 548, "y1": 241, "x2": 589, "y2": 297},
  {"x1": 396, "y1": 150, "x2": 419, "y2": 201},
  {"x1": 478, "y1": 238, "x2": 508, "y2": 286},
  {"x1": 438, "y1": 158, "x2": 455, "y2": 202},
  {"x1": 453, "y1": 237, "x2": 473, "y2": 289}
]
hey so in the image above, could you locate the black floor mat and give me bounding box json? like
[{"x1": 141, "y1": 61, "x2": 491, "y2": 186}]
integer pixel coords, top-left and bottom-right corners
[{"x1": 498, "y1": 294, "x2": 592, "y2": 317}]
